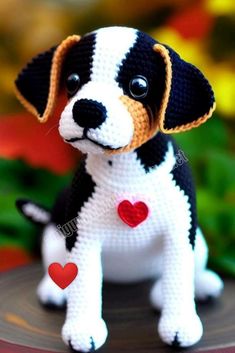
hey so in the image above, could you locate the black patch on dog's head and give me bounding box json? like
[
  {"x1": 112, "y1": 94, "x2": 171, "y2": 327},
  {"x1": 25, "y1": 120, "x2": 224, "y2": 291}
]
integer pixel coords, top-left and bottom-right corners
[
  {"x1": 117, "y1": 31, "x2": 165, "y2": 121},
  {"x1": 15, "y1": 27, "x2": 215, "y2": 134},
  {"x1": 117, "y1": 29, "x2": 215, "y2": 135},
  {"x1": 62, "y1": 33, "x2": 96, "y2": 95}
]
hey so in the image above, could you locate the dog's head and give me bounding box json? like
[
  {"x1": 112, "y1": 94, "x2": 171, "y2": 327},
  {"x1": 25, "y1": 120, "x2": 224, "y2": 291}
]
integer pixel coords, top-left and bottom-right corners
[{"x1": 15, "y1": 26, "x2": 215, "y2": 154}]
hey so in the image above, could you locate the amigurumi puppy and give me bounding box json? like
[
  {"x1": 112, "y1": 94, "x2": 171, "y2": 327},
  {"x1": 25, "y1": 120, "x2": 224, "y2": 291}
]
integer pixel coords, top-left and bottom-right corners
[{"x1": 15, "y1": 26, "x2": 223, "y2": 351}]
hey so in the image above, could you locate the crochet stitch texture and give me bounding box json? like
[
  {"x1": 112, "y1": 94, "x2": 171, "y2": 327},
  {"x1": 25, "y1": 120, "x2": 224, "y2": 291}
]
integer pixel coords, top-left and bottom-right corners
[{"x1": 15, "y1": 26, "x2": 223, "y2": 352}]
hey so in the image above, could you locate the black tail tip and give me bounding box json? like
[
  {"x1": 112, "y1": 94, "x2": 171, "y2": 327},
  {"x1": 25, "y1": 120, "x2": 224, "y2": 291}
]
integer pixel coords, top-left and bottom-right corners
[
  {"x1": 15, "y1": 198, "x2": 50, "y2": 225},
  {"x1": 16, "y1": 198, "x2": 31, "y2": 212}
]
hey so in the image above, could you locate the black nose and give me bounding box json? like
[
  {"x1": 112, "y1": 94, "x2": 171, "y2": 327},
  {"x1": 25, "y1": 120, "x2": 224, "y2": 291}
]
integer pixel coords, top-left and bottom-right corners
[{"x1": 72, "y1": 99, "x2": 107, "y2": 129}]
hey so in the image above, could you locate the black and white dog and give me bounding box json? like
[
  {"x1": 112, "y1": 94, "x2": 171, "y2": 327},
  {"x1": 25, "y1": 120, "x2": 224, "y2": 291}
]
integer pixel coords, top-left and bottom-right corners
[{"x1": 15, "y1": 27, "x2": 223, "y2": 352}]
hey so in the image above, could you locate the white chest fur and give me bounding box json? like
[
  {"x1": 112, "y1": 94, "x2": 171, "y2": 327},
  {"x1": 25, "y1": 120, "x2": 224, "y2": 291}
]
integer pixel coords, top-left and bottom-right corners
[{"x1": 73, "y1": 143, "x2": 191, "y2": 282}]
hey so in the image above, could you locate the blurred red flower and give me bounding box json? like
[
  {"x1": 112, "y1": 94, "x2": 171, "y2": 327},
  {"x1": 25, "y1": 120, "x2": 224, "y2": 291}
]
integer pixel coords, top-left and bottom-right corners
[
  {"x1": 0, "y1": 96, "x2": 79, "y2": 174},
  {"x1": 167, "y1": 3, "x2": 214, "y2": 39}
]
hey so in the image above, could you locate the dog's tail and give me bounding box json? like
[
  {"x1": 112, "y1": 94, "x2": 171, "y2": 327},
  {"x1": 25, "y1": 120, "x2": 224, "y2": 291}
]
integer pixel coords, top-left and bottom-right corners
[{"x1": 16, "y1": 199, "x2": 51, "y2": 226}]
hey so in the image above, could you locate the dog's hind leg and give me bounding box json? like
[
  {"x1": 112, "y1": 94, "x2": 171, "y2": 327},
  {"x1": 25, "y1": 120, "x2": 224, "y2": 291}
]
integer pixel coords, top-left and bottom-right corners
[
  {"x1": 16, "y1": 198, "x2": 67, "y2": 308},
  {"x1": 150, "y1": 278, "x2": 163, "y2": 311},
  {"x1": 194, "y1": 227, "x2": 223, "y2": 301},
  {"x1": 150, "y1": 227, "x2": 223, "y2": 311},
  {"x1": 37, "y1": 223, "x2": 67, "y2": 309}
]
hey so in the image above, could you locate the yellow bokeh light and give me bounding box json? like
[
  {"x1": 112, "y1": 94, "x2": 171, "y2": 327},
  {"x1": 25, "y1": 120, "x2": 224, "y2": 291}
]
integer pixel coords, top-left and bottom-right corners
[{"x1": 206, "y1": 0, "x2": 235, "y2": 15}]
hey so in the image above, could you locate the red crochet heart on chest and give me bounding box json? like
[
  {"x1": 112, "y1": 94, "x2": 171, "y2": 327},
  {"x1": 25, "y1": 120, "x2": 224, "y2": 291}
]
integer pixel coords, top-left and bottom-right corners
[{"x1": 117, "y1": 200, "x2": 149, "y2": 228}]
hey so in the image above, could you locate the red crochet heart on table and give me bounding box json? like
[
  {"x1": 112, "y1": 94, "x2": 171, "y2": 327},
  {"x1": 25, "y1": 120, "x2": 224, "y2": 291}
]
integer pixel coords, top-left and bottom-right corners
[
  {"x1": 117, "y1": 200, "x2": 149, "y2": 228},
  {"x1": 48, "y1": 262, "x2": 78, "y2": 289}
]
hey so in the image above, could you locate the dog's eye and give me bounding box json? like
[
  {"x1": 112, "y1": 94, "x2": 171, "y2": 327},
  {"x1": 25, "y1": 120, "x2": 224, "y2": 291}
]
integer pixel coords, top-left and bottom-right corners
[
  {"x1": 129, "y1": 76, "x2": 148, "y2": 99},
  {"x1": 66, "y1": 73, "x2": 81, "y2": 97}
]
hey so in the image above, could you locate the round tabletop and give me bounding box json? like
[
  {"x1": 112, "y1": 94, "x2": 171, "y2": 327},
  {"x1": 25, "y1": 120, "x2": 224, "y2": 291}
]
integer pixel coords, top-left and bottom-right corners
[{"x1": 0, "y1": 264, "x2": 234, "y2": 353}]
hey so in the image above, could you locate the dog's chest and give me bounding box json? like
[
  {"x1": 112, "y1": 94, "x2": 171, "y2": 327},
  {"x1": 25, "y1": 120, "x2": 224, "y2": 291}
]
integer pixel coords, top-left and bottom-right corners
[{"x1": 77, "y1": 148, "x2": 176, "y2": 248}]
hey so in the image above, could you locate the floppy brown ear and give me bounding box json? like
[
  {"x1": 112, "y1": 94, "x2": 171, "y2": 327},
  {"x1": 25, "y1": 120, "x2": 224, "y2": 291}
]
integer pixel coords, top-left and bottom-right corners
[
  {"x1": 15, "y1": 35, "x2": 81, "y2": 123},
  {"x1": 153, "y1": 43, "x2": 216, "y2": 133}
]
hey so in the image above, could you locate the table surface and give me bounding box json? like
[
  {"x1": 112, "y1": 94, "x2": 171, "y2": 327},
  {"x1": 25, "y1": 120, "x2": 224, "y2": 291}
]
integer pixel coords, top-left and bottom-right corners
[{"x1": 0, "y1": 264, "x2": 235, "y2": 353}]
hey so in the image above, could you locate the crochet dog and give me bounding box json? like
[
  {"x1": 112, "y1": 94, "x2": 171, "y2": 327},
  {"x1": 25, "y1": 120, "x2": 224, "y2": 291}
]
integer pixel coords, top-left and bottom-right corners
[{"x1": 15, "y1": 26, "x2": 223, "y2": 351}]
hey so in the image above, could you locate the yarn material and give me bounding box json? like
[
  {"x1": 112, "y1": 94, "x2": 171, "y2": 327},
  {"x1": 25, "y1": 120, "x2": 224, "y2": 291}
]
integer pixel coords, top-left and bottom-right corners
[
  {"x1": 136, "y1": 132, "x2": 172, "y2": 172},
  {"x1": 15, "y1": 27, "x2": 215, "y2": 136},
  {"x1": 154, "y1": 43, "x2": 216, "y2": 133},
  {"x1": 15, "y1": 35, "x2": 81, "y2": 122},
  {"x1": 117, "y1": 200, "x2": 149, "y2": 227},
  {"x1": 170, "y1": 159, "x2": 197, "y2": 249},
  {"x1": 14, "y1": 26, "x2": 223, "y2": 352},
  {"x1": 72, "y1": 99, "x2": 107, "y2": 129},
  {"x1": 16, "y1": 199, "x2": 51, "y2": 226},
  {"x1": 15, "y1": 46, "x2": 56, "y2": 117},
  {"x1": 65, "y1": 157, "x2": 96, "y2": 252}
]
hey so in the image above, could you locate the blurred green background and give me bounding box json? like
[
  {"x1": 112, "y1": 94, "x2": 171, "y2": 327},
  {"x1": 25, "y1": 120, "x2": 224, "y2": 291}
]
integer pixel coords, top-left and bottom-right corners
[{"x1": 0, "y1": 0, "x2": 234, "y2": 274}]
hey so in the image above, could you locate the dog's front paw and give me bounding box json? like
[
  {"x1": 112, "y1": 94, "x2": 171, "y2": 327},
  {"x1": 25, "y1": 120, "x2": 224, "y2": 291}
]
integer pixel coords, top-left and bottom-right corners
[
  {"x1": 62, "y1": 318, "x2": 108, "y2": 352},
  {"x1": 158, "y1": 312, "x2": 203, "y2": 347},
  {"x1": 37, "y1": 275, "x2": 66, "y2": 309}
]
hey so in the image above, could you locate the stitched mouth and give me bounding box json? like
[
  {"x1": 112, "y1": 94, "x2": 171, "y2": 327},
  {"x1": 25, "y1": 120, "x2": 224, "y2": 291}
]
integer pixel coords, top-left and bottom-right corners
[
  {"x1": 65, "y1": 136, "x2": 84, "y2": 143},
  {"x1": 65, "y1": 131, "x2": 120, "y2": 150}
]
